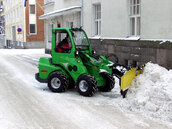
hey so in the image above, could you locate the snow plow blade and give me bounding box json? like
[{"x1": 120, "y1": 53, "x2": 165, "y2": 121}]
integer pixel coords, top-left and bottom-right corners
[
  {"x1": 120, "y1": 68, "x2": 142, "y2": 98},
  {"x1": 108, "y1": 54, "x2": 147, "y2": 98},
  {"x1": 112, "y1": 65, "x2": 143, "y2": 98}
]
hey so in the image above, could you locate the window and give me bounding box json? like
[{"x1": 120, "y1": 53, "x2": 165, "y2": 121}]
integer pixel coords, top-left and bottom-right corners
[
  {"x1": 55, "y1": 30, "x2": 72, "y2": 53},
  {"x1": 11, "y1": 12, "x2": 12, "y2": 22},
  {"x1": 20, "y1": 6, "x2": 23, "y2": 19},
  {"x1": 71, "y1": 29, "x2": 89, "y2": 50},
  {"x1": 16, "y1": 8, "x2": 18, "y2": 19},
  {"x1": 94, "y1": 4, "x2": 101, "y2": 36},
  {"x1": 30, "y1": 24, "x2": 36, "y2": 34},
  {"x1": 30, "y1": 5, "x2": 35, "y2": 14},
  {"x1": 13, "y1": 10, "x2": 15, "y2": 22},
  {"x1": 129, "y1": 0, "x2": 141, "y2": 36}
]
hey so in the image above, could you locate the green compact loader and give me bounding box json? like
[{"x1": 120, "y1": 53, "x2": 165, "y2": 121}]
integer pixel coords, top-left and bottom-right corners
[{"x1": 35, "y1": 28, "x2": 142, "y2": 97}]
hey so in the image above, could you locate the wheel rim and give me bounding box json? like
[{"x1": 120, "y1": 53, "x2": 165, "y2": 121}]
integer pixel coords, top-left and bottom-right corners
[
  {"x1": 79, "y1": 80, "x2": 88, "y2": 92},
  {"x1": 51, "y1": 77, "x2": 61, "y2": 89}
]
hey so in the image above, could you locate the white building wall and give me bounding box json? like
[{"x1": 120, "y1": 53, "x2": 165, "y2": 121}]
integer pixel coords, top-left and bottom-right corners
[
  {"x1": 29, "y1": 0, "x2": 36, "y2": 5},
  {"x1": 84, "y1": 0, "x2": 172, "y2": 39},
  {"x1": 82, "y1": 0, "x2": 92, "y2": 37},
  {"x1": 44, "y1": 5, "x2": 54, "y2": 14},
  {"x1": 83, "y1": 0, "x2": 128, "y2": 38},
  {"x1": 141, "y1": 0, "x2": 172, "y2": 39},
  {"x1": 102, "y1": 0, "x2": 128, "y2": 38},
  {"x1": 54, "y1": 0, "x2": 80, "y2": 10}
]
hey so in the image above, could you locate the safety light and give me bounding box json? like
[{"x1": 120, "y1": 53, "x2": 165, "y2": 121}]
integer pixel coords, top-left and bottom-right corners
[{"x1": 58, "y1": 20, "x2": 61, "y2": 27}]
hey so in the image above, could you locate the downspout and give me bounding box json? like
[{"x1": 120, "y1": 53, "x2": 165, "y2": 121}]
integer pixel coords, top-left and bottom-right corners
[{"x1": 80, "y1": 0, "x2": 83, "y2": 27}]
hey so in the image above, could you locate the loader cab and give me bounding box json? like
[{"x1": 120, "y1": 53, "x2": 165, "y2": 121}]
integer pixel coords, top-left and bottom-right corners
[
  {"x1": 52, "y1": 28, "x2": 92, "y2": 64},
  {"x1": 51, "y1": 28, "x2": 74, "y2": 64},
  {"x1": 70, "y1": 28, "x2": 91, "y2": 53}
]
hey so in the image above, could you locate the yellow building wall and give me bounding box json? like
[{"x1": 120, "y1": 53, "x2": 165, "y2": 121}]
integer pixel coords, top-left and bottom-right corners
[{"x1": 4, "y1": 0, "x2": 26, "y2": 43}]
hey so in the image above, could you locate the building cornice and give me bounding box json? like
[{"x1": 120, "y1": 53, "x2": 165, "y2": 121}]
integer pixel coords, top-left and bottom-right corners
[{"x1": 42, "y1": 1, "x2": 55, "y2": 8}]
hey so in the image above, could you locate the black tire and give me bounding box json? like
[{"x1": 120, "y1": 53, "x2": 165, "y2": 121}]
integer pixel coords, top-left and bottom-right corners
[
  {"x1": 48, "y1": 72, "x2": 69, "y2": 92},
  {"x1": 68, "y1": 77, "x2": 75, "y2": 89},
  {"x1": 98, "y1": 72, "x2": 115, "y2": 92},
  {"x1": 76, "y1": 74, "x2": 97, "y2": 97}
]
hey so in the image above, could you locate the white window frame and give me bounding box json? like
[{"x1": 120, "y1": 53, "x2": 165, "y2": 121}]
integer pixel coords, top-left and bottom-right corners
[
  {"x1": 94, "y1": 4, "x2": 101, "y2": 36},
  {"x1": 29, "y1": 0, "x2": 37, "y2": 35},
  {"x1": 16, "y1": 8, "x2": 19, "y2": 21},
  {"x1": 11, "y1": 12, "x2": 12, "y2": 23},
  {"x1": 129, "y1": 0, "x2": 141, "y2": 37},
  {"x1": 13, "y1": 10, "x2": 15, "y2": 23},
  {"x1": 20, "y1": 5, "x2": 23, "y2": 19}
]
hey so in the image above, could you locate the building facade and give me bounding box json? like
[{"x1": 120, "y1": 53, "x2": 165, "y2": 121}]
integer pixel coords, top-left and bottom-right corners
[
  {"x1": 0, "y1": 0, "x2": 5, "y2": 34},
  {"x1": 4, "y1": 0, "x2": 44, "y2": 48},
  {"x1": 40, "y1": 0, "x2": 81, "y2": 51},
  {"x1": 83, "y1": 0, "x2": 172, "y2": 39},
  {"x1": 41, "y1": 0, "x2": 172, "y2": 68}
]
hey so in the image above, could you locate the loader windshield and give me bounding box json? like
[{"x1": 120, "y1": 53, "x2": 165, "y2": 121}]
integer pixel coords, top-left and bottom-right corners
[{"x1": 71, "y1": 29, "x2": 89, "y2": 50}]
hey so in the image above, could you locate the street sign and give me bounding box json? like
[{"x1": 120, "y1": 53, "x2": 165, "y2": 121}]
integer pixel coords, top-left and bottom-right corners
[
  {"x1": 0, "y1": 8, "x2": 3, "y2": 12},
  {"x1": 17, "y1": 28, "x2": 22, "y2": 34}
]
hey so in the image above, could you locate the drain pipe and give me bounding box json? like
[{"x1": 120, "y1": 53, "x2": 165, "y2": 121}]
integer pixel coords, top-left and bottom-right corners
[{"x1": 80, "y1": 0, "x2": 83, "y2": 27}]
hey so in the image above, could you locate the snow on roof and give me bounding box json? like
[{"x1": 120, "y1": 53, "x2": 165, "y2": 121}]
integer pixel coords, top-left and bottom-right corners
[
  {"x1": 89, "y1": 36, "x2": 140, "y2": 41},
  {"x1": 39, "y1": 6, "x2": 81, "y2": 19},
  {"x1": 90, "y1": 37, "x2": 172, "y2": 43}
]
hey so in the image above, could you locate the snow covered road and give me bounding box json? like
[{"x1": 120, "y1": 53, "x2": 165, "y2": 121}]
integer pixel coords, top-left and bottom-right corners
[{"x1": 0, "y1": 49, "x2": 171, "y2": 129}]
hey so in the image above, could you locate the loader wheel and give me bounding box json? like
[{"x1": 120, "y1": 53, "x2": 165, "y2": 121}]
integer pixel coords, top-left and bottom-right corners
[
  {"x1": 48, "y1": 72, "x2": 68, "y2": 92},
  {"x1": 99, "y1": 72, "x2": 115, "y2": 92},
  {"x1": 76, "y1": 74, "x2": 97, "y2": 97}
]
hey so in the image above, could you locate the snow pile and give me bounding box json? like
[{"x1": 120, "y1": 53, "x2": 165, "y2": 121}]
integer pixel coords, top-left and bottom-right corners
[{"x1": 126, "y1": 63, "x2": 172, "y2": 122}]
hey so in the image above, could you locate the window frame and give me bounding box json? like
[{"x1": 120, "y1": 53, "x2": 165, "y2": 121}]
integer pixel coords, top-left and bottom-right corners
[
  {"x1": 29, "y1": 2, "x2": 37, "y2": 35},
  {"x1": 29, "y1": 24, "x2": 36, "y2": 34},
  {"x1": 129, "y1": 0, "x2": 141, "y2": 37},
  {"x1": 55, "y1": 30, "x2": 72, "y2": 53},
  {"x1": 94, "y1": 4, "x2": 101, "y2": 36},
  {"x1": 29, "y1": 4, "x2": 36, "y2": 14}
]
